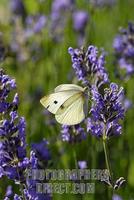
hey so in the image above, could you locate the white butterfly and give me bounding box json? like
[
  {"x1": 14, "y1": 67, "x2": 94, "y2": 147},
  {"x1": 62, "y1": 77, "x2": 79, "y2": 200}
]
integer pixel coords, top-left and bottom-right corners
[{"x1": 40, "y1": 84, "x2": 88, "y2": 125}]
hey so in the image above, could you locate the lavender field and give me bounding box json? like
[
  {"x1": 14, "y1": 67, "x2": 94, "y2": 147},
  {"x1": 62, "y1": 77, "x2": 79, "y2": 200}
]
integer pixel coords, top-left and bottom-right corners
[{"x1": 0, "y1": 0, "x2": 134, "y2": 199}]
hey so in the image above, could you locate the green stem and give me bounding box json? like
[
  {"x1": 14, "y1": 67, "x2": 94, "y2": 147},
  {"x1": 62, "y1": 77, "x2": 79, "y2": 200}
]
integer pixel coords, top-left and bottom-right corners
[
  {"x1": 102, "y1": 139, "x2": 112, "y2": 179},
  {"x1": 16, "y1": 165, "x2": 26, "y2": 200},
  {"x1": 73, "y1": 147, "x2": 83, "y2": 200},
  {"x1": 103, "y1": 138, "x2": 114, "y2": 198},
  {"x1": 73, "y1": 147, "x2": 78, "y2": 170},
  {"x1": 13, "y1": 153, "x2": 26, "y2": 200}
]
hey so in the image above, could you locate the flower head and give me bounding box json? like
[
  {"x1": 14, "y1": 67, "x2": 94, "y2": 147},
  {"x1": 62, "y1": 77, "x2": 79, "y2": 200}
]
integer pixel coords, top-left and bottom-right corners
[
  {"x1": 112, "y1": 194, "x2": 123, "y2": 200},
  {"x1": 113, "y1": 22, "x2": 134, "y2": 79},
  {"x1": 61, "y1": 124, "x2": 86, "y2": 143},
  {"x1": 73, "y1": 11, "x2": 89, "y2": 33},
  {"x1": 78, "y1": 161, "x2": 87, "y2": 169},
  {"x1": 4, "y1": 185, "x2": 13, "y2": 199},
  {"x1": 50, "y1": 0, "x2": 74, "y2": 42},
  {"x1": 87, "y1": 83, "x2": 124, "y2": 138},
  {"x1": 0, "y1": 69, "x2": 29, "y2": 182},
  {"x1": 10, "y1": 0, "x2": 27, "y2": 19},
  {"x1": 32, "y1": 140, "x2": 51, "y2": 166},
  {"x1": 25, "y1": 146, "x2": 51, "y2": 200},
  {"x1": 25, "y1": 15, "x2": 46, "y2": 37},
  {"x1": 68, "y1": 45, "x2": 109, "y2": 87},
  {"x1": 0, "y1": 33, "x2": 6, "y2": 62},
  {"x1": 72, "y1": 11, "x2": 89, "y2": 46},
  {"x1": 51, "y1": 0, "x2": 74, "y2": 19},
  {"x1": 0, "y1": 69, "x2": 52, "y2": 199}
]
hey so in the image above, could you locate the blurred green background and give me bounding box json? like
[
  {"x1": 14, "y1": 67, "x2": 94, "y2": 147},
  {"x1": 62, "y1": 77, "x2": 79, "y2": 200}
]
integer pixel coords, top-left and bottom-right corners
[{"x1": 0, "y1": 0, "x2": 134, "y2": 199}]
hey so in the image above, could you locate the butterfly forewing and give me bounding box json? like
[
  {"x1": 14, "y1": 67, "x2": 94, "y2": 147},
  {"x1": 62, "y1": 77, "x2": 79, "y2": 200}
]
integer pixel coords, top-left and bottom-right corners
[
  {"x1": 40, "y1": 90, "x2": 81, "y2": 114},
  {"x1": 54, "y1": 84, "x2": 84, "y2": 92}
]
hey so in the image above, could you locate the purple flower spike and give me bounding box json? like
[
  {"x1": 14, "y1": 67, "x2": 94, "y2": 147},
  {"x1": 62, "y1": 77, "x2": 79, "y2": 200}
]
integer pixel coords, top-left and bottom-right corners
[
  {"x1": 33, "y1": 15, "x2": 46, "y2": 33},
  {"x1": 51, "y1": 0, "x2": 74, "y2": 19},
  {"x1": 50, "y1": 0, "x2": 74, "y2": 42},
  {"x1": 113, "y1": 22, "x2": 134, "y2": 79},
  {"x1": 112, "y1": 194, "x2": 123, "y2": 200},
  {"x1": 61, "y1": 124, "x2": 86, "y2": 143},
  {"x1": 0, "y1": 69, "x2": 52, "y2": 199},
  {"x1": 73, "y1": 11, "x2": 89, "y2": 33},
  {"x1": 78, "y1": 161, "x2": 87, "y2": 169},
  {"x1": 10, "y1": 0, "x2": 27, "y2": 19},
  {"x1": 4, "y1": 185, "x2": 13, "y2": 198},
  {"x1": 32, "y1": 140, "x2": 51, "y2": 162},
  {"x1": 68, "y1": 45, "x2": 109, "y2": 87},
  {"x1": 87, "y1": 83, "x2": 124, "y2": 138},
  {"x1": 25, "y1": 15, "x2": 46, "y2": 37}
]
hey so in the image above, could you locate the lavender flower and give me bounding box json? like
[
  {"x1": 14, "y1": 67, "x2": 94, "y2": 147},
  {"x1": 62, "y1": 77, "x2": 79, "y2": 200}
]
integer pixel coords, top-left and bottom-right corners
[
  {"x1": 4, "y1": 197, "x2": 10, "y2": 200},
  {"x1": 87, "y1": 83, "x2": 124, "y2": 138},
  {"x1": 113, "y1": 22, "x2": 134, "y2": 79},
  {"x1": 33, "y1": 15, "x2": 46, "y2": 33},
  {"x1": 0, "y1": 69, "x2": 51, "y2": 199},
  {"x1": 72, "y1": 11, "x2": 89, "y2": 46},
  {"x1": 25, "y1": 149, "x2": 51, "y2": 200},
  {"x1": 50, "y1": 0, "x2": 74, "y2": 42},
  {"x1": 0, "y1": 44, "x2": 5, "y2": 62},
  {"x1": 68, "y1": 45, "x2": 109, "y2": 87},
  {"x1": 4, "y1": 185, "x2": 13, "y2": 199},
  {"x1": 61, "y1": 124, "x2": 86, "y2": 143},
  {"x1": 10, "y1": 18, "x2": 30, "y2": 62},
  {"x1": 112, "y1": 194, "x2": 123, "y2": 200},
  {"x1": 13, "y1": 194, "x2": 22, "y2": 200},
  {"x1": 123, "y1": 98, "x2": 133, "y2": 111},
  {"x1": 32, "y1": 140, "x2": 51, "y2": 166},
  {"x1": 0, "y1": 33, "x2": 6, "y2": 62},
  {"x1": 25, "y1": 15, "x2": 46, "y2": 37},
  {"x1": 78, "y1": 161, "x2": 87, "y2": 169},
  {"x1": 51, "y1": 0, "x2": 74, "y2": 20},
  {"x1": 10, "y1": 0, "x2": 27, "y2": 20},
  {"x1": 10, "y1": 13, "x2": 46, "y2": 63},
  {"x1": 73, "y1": 11, "x2": 89, "y2": 33},
  {"x1": 0, "y1": 69, "x2": 28, "y2": 182}
]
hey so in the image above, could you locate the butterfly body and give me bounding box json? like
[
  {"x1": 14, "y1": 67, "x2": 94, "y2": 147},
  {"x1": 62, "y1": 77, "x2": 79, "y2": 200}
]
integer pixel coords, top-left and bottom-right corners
[{"x1": 40, "y1": 84, "x2": 87, "y2": 125}]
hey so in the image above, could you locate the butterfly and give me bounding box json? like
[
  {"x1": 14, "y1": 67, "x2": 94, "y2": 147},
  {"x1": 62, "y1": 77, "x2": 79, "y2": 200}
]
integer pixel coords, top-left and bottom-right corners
[{"x1": 40, "y1": 84, "x2": 88, "y2": 125}]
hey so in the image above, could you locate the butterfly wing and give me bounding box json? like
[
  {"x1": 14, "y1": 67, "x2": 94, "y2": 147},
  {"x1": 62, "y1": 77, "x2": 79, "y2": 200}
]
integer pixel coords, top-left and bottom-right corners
[
  {"x1": 55, "y1": 95, "x2": 85, "y2": 125},
  {"x1": 54, "y1": 84, "x2": 84, "y2": 92},
  {"x1": 40, "y1": 90, "x2": 80, "y2": 114}
]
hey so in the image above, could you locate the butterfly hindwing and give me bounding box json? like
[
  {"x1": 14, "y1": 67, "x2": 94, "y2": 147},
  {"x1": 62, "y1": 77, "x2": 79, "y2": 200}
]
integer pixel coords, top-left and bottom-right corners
[{"x1": 55, "y1": 95, "x2": 85, "y2": 125}]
